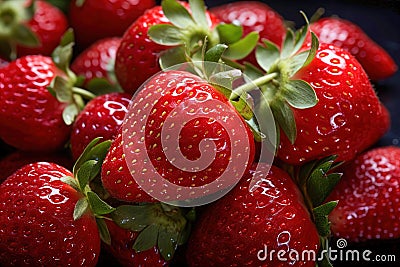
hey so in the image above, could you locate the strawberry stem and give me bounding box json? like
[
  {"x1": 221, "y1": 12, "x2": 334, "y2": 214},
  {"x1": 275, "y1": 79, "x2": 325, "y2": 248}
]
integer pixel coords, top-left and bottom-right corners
[
  {"x1": 230, "y1": 72, "x2": 278, "y2": 100},
  {"x1": 72, "y1": 87, "x2": 96, "y2": 100}
]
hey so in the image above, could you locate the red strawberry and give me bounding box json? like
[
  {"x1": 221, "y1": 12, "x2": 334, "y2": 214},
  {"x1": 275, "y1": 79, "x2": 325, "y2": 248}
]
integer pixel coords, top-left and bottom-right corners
[
  {"x1": 70, "y1": 92, "x2": 131, "y2": 160},
  {"x1": 186, "y1": 163, "x2": 320, "y2": 267},
  {"x1": 210, "y1": 1, "x2": 286, "y2": 65},
  {"x1": 309, "y1": 17, "x2": 398, "y2": 81},
  {"x1": 327, "y1": 146, "x2": 400, "y2": 242},
  {"x1": 69, "y1": 0, "x2": 156, "y2": 49},
  {"x1": 71, "y1": 37, "x2": 121, "y2": 87},
  {"x1": 103, "y1": 220, "x2": 168, "y2": 267},
  {"x1": 275, "y1": 43, "x2": 389, "y2": 164},
  {"x1": 114, "y1": 1, "x2": 220, "y2": 94},
  {"x1": 0, "y1": 162, "x2": 101, "y2": 266},
  {"x1": 0, "y1": 150, "x2": 73, "y2": 184},
  {"x1": 0, "y1": 0, "x2": 68, "y2": 59},
  {"x1": 101, "y1": 70, "x2": 255, "y2": 204},
  {"x1": 0, "y1": 55, "x2": 71, "y2": 151}
]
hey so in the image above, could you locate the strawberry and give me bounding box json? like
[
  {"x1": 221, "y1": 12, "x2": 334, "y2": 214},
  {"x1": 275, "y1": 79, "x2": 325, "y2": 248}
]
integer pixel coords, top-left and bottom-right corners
[
  {"x1": 115, "y1": 0, "x2": 259, "y2": 95},
  {"x1": 245, "y1": 26, "x2": 389, "y2": 165},
  {"x1": 115, "y1": 1, "x2": 218, "y2": 94},
  {"x1": 101, "y1": 70, "x2": 255, "y2": 204},
  {"x1": 0, "y1": 0, "x2": 68, "y2": 59},
  {"x1": 69, "y1": 0, "x2": 156, "y2": 49},
  {"x1": 210, "y1": 1, "x2": 286, "y2": 65},
  {"x1": 70, "y1": 92, "x2": 131, "y2": 160},
  {"x1": 103, "y1": 219, "x2": 168, "y2": 267},
  {"x1": 71, "y1": 37, "x2": 121, "y2": 88},
  {"x1": 0, "y1": 162, "x2": 101, "y2": 266},
  {"x1": 186, "y1": 163, "x2": 320, "y2": 267},
  {"x1": 0, "y1": 55, "x2": 71, "y2": 151},
  {"x1": 309, "y1": 17, "x2": 398, "y2": 81},
  {"x1": 327, "y1": 146, "x2": 400, "y2": 242},
  {"x1": 0, "y1": 149, "x2": 73, "y2": 184},
  {"x1": 276, "y1": 43, "x2": 390, "y2": 164}
]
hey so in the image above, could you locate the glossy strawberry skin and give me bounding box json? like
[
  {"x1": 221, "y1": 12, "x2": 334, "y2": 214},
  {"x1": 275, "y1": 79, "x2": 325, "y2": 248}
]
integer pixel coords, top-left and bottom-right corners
[
  {"x1": 327, "y1": 146, "x2": 400, "y2": 242},
  {"x1": 0, "y1": 55, "x2": 71, "y2": 151},
  {"x1": 309, "y1": 17, "x2": 398, "y2": 81},
  {"x1": 0, "y1": 162, "x2": 100, "y2": 267},
  {"x1": 186, "y1": 164, "x2": 320, "y2": 267},
  {"x1": 17, "y1": 0, "x2": 68, "y2": 57},
  {"x1": 71, "y1": 37, "x2": 121, "y2": 87},
  {"x1": 278, "y1": 43, "x2": 389, "y2": 165},
  {"x1": 114, "y1": 4, "x2": 220, "y2": 94},
  {"x1": 70, "y1": 92, "x2": 131, "y2": 160},
  {"x1": 0, "y1": 150, "x2": 73, "y2": 184},
  {"x1": 210, "y1": 1, "x2": 286, "y2": 65},
  {"x1": 104, "y1": 220, "x2": 168, "y2": 267},
  {"x1": 69, "y1": 0, "x2": 156, "y2": 49},
  {"x1": 102, "y1": 70, "x2": 255, "y2": 203}
]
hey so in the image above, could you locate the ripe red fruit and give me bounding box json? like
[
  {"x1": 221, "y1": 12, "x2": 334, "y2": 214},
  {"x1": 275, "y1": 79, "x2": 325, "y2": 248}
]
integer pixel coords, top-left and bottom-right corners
[
  {"x1": 186, "y1": 163, "x2": 320, "y2": 267},
  {"x1": 0, "y1": 162, "x2": 101, "y2": 267},
  {"x1": 70, "y1": 92, "x2": 131, "y2": 160},
  {"x1": 309, "y1": 17, "x2": 398, "y2": 81},
  {"x1": 17, "y1": 0, "x2": 68, "y2": 57},
  {"x1": 0, "y1": 150, "x2": 73, "y2": 184},
  {"x1": 327, "y1": 146, "x2": 400, "y2": 242},
  {"x1": 0, "y1": 55, "x2": 71, "y2": 151},
  {"x1": 210, "y1": 1, "x2": 286, "y2": 65},
  {"x1": 104, "y1": 220, "x2": 168, "y2": 267},
  {"x1": 101, "y1": 70, "x2": 255, "y2": 203},
  {"x1": 71, "y1": 37, "x2": 121, "y2": 87},
  {"x1": 114, "y1": 3, "x2": 220, "y2": 94},
  {"x1": 69, "y1": 0, "x2": 156, "y2": 49},
  {"x1": 277, "y1": 43, "x2": 389, "y2": 164},
  {"x1": 0, "y1": 0, "x2": 68, "y2": 59}
]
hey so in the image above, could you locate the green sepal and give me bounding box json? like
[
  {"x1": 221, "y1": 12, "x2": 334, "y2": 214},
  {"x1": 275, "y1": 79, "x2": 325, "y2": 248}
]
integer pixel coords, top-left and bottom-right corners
[
  {"x1": 303, "y1": 32, "x2": 319, "y2": 68},
  {"x1": 111, "y1": 204, "x2": 155, "y2": 231},
  {"x1": 76, "y1": 159, "x2": 98, "y2": 191},
  {"x1": 13, "y1": 23, "x2": 40, "y2": 47},
  {"x1": 255, "y1": 41, "x2": 280, "y2": 73},
  {"x1": 216, "y1": 23, "x2": 243, "y2": 44},
  {"x1": 313, "y1": 201, "x2": 338, "y2": 238},
  {"x1": 87, "y1": 191, "x2": 115, "y2": 216},
  {"x1": 148, "y1": 24, "x2": 184, "y2": 46},
  {"x1": 161, "y1": 0, "x2": 195, "y2": 29},
  {"x1": 60, "y1": 176, "x2": 80, "y2": 191},
  {"x1": 159, "y1": 46, "x2": 188, "y2": 70},
  {"x1": 305, "y1": 156, "x2": 343, "y2": 207},
  {"x1": 317, "y1": 236, "x2": 334, "y2": 267},
  {"x1": 51, "y1": 28, "x2": 75, "y2": 74},
  {"x1": 224, "y1": 32, "x2": 259, "y2": 60},
  {"x1": 73, "y1": 137, "x2": 112, "y2": 177},
  {"x1": 62, "y1": 103, "x2": 79, "y2": 125},
  {"x1": 230, "y1": 93, "x2": 254, "y2": 120},
  {"x1": 96, "y1": 217, "x2": 111, "y2": 245},
  {"x1": 188, "y1": 0, "x2": 208, "y2": 28},
  {"x1": 281, "y1": 29, "x2": 295, "y2": 59},
  {"x1": 51, "y1": 76, "x2": 72, "y2": 103},
  {"x1": 86, "y1": 77, "x2": 123, "y2": 95},
  {"x1": 282, "y1": 79, "x2": 318, "y2": 109},
  {"x1": 133, "y1": 224, "x2": 160, "y2": 252},
  {"x1": 158, "y1": 229, "x2": 179, "y2": 261},
  {"x1": 270, "y1": 100, "x2": 296, "y2": 144},
  {"x1": 292, "y1": 13, "x2": 309, "y2": 56},
  {"x1": 245, "y1": 116, "x2": 263, "y2": 142},
  {"x1": 73, "y1": 198, "x2": 89, "y2": 220},
  {"x1": 204, "y1": 43, "x2": 227, "y2": 63},
  {"x1": 75, "y1": 0, "x2": 86, "y2": 7}
]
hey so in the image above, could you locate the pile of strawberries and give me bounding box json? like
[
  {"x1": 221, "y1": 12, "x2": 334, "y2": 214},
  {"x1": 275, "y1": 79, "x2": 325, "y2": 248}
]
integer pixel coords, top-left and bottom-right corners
[{"x1": 0, "y1": 0, "x2": 399, "y2": 266}]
